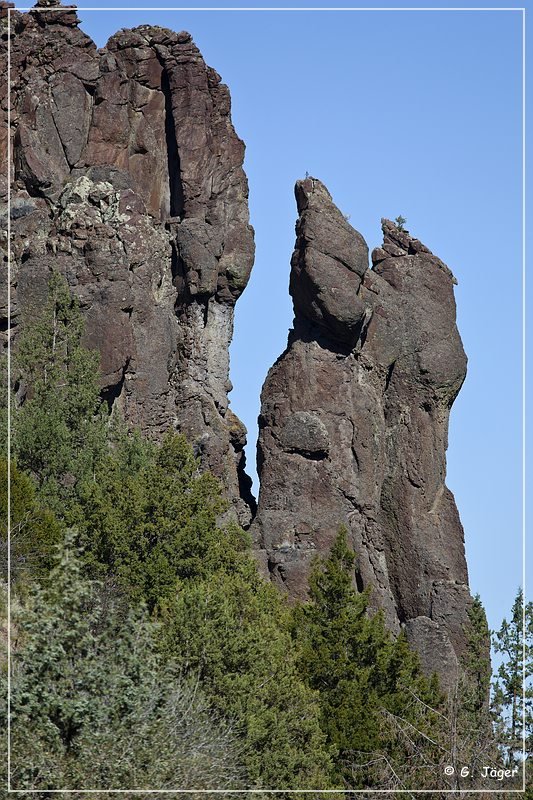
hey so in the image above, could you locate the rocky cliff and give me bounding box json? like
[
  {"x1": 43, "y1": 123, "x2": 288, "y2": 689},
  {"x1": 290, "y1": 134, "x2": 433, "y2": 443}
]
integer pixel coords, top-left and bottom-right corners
[
  {"x1": 0, "y1": 0, "x2": 255, "y2": 524},
  {"x1": 1, "y1": 3, "x2": 476, "y2": 684},
  {"x1": 252, "y1": 178, "x2": 473, "y2": 686}
]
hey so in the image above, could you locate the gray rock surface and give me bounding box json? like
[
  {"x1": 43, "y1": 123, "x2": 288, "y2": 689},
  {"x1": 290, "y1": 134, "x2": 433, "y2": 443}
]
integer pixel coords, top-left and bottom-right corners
[
  {"x1": 0, "y1": 2, "x2": 255, "y2": 524},
  {"x1": 253, "y1": 177, "x2": 474, "y2": 676}
]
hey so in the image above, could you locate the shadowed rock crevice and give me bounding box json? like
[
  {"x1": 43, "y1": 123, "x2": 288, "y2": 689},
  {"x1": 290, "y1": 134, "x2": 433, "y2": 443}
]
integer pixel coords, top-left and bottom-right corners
[
  {"x1": 160, "y1": 66, "x2": 184, "y2": 220},
  {"x1": 101, "y1": 356, "x2": 130, "y2": 413},
  {"x1": 384, "y1": 360, "x2": 395, "y2": 392}
]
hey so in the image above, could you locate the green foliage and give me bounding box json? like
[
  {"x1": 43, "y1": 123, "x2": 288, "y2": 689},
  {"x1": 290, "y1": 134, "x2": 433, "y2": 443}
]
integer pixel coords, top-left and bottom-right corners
[
  {"x1": 460, "y1": 595, "x2": 492, "y2": 719},
  {"x1": 394, "y1": 215, "x2": 407, "y2": 231},
  {"x1": 292, "y1": 527, "x2": 443, "y2": 789},
  {"x1": 68, "y1": 427, "x2": 333, "y2": 788},
  {"x1": 63, "y1": 425, "x2": 332, "y2": 789},
  {"x1": 13, "y1": 272, "x2": 108, "y2": 513},
  {"x1": 492, "y1": 588, "x2": 533, "y2": 766},
  {"x1": 4, "y1": 277, "x2": 332, "y2": 790},
  {"x1": 2, "y1": 535, "x2": 243, "y2": 794},
  {"x1": 0, "y1": 458, "x2": 63, "y2": 585},
  {"x1": 157, "y1": 555, "x2": 333, "y2": 789},
  {"x1": 69, "y1": 431, "x2": 250, "y2": 609},
  {"x1": 8, "y1": 272, "x2": 516, "y2": 793}
]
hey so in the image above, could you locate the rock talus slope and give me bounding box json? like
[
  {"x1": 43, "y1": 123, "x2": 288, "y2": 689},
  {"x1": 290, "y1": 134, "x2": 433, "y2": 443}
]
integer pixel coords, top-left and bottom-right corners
[
  {"x1": 0, "y1": 1, "x2": 255, "y2": 523},
  {"x1": 253, "y1": 178, "x2": 473, "y2": 685}
]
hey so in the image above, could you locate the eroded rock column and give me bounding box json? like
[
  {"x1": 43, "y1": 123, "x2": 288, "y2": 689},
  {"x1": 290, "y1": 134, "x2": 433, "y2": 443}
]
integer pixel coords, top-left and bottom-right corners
[{"x1": 253, "y1": 177, "x2": 473, "y2": 685}]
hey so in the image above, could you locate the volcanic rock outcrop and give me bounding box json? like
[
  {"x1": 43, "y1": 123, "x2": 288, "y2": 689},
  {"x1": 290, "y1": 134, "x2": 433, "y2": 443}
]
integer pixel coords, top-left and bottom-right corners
[
  {"x1": 253, "y1": 178, "x2": 473, "y2": 685},
  {"x1": 0, "y1": 3, "x2": 478, "y2": 683},
  {"x1": 0, "y1": 3, "x2": 255, "y2": 523}
]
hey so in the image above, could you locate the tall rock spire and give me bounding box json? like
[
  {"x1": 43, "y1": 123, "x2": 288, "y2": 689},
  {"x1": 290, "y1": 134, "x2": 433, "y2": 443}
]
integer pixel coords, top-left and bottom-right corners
[{"x1": 253, "y1": 177, "x2": 473, "y2": 686}]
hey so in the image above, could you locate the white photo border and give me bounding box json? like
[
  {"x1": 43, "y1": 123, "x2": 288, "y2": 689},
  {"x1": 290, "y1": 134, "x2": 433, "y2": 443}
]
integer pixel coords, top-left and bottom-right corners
[{"x1": 5, "y1": 4, "x2": 527, "y2": 793}]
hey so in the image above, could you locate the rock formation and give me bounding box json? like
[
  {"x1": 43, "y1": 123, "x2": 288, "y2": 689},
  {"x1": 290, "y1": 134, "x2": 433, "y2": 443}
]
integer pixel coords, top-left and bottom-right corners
[
  {"x1": 0, "y1": 3, "x2": 479, "y2": 684},
  {"x1": 252, "y1": 178, "x2": 473, "y2": 686},
  {"x1": 0, "y1": 2, "x2": 255, "y2": 524}
]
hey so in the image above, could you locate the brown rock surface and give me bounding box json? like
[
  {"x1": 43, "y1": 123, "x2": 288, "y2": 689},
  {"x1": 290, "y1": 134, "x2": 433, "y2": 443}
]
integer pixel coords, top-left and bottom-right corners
[
  {"x1": 0, "y1": 4, "x2": 255, "y2": 523},
  {"x1": 253, "y1": 177, "x2": 473, "y2": 680},
  {"x1": 0, "y1": 6, "x2": 478, "y2": 681}
]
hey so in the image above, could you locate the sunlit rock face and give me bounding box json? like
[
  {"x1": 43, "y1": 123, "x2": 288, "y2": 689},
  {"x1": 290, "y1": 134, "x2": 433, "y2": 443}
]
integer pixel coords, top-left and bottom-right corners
[
  {"x1": 0, "y1": 2, "x2": 479, "y2": 686},
  {"x1": 0, "y1": 3, "x2": 256, "y2": 524},
  {"x1": 253, "y1": 177, "x2": 472, "y2": 688}
]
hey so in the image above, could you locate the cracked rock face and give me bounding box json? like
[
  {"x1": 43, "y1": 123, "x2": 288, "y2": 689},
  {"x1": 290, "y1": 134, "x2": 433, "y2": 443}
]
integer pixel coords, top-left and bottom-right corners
[
  {"x1": 253, "y1": 178, "x2": 472, "y2": 686},
  {"x1": 0, "y1": 4, "x2": 255, "y2": 524}
]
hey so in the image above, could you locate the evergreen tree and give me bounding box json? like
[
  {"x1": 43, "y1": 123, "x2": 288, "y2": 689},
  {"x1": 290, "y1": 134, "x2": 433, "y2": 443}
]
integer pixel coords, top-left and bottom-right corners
[
  {"x1": 492, "y1": 588, "x2": 533, "y2": 767},
  {"x1": 2, "y1": 534, "x2": 243, "y2": 794},
  {"x1": 157, "y1": 554, "x2": 334, "y2": 789},
  {"x1": 421, "y1": 596, "x2": 501, "y2": 790},
  {"x1": 463, "y1": 595, "x2": 492, "y2": 716},
  {"x1": 292, "y1": 527, "x2": 444, "y2": 789},
  {"x1": 70, "y1": 431, "x2": 250, "y2": 609},
  {"x1": 4, "y1": 281, "x2": 333, "y2": 790},
  {"x1": 0, "y1": 458, "x2": 63, "y2": 585},
  {"x1": 13, "y1": 272, "x2": 107, "y2": 513}
]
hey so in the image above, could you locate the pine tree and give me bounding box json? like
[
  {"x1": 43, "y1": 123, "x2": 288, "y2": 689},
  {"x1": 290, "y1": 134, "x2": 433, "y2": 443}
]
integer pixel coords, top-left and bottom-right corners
[
  {"x1": 492, "y1": 588, "x2": 533, "y2": 767},
  {"x1": 13, "y1": 272, "x2": 107, "y2": 513},
  {"x1": 292, "y1": 527, "x2": 444, "y2": 789}
]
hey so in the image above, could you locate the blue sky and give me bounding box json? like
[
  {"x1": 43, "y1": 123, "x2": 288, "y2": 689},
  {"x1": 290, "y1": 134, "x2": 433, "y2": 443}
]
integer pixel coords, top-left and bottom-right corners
[{"x1": 73, "y1": 1, "x2": 527, "y2": 636}]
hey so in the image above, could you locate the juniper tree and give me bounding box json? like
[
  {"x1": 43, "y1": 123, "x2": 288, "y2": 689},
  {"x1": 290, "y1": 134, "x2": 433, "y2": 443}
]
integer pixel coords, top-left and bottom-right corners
[
  {"x1": 2, "y1": 534, "x2": 243, "y2": 795},
  {"x1": 157, "y1": 548, "x2": 334, "y2": 790},
  {"x1": 463, "y1": 595, "x2": 492, "y2": 714},
  {"x1": 60, "y1": 429, "x2": 334, "y2": 791},
  {"x1": 0, "y1": 458, "x2": 63, "y2": 585},
  {"x1": 395, "y1": 215, "x2": 407, "y2": 231},
  {"x1": 70, "y1": 431, "x2": 248, "y2": 608}
]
